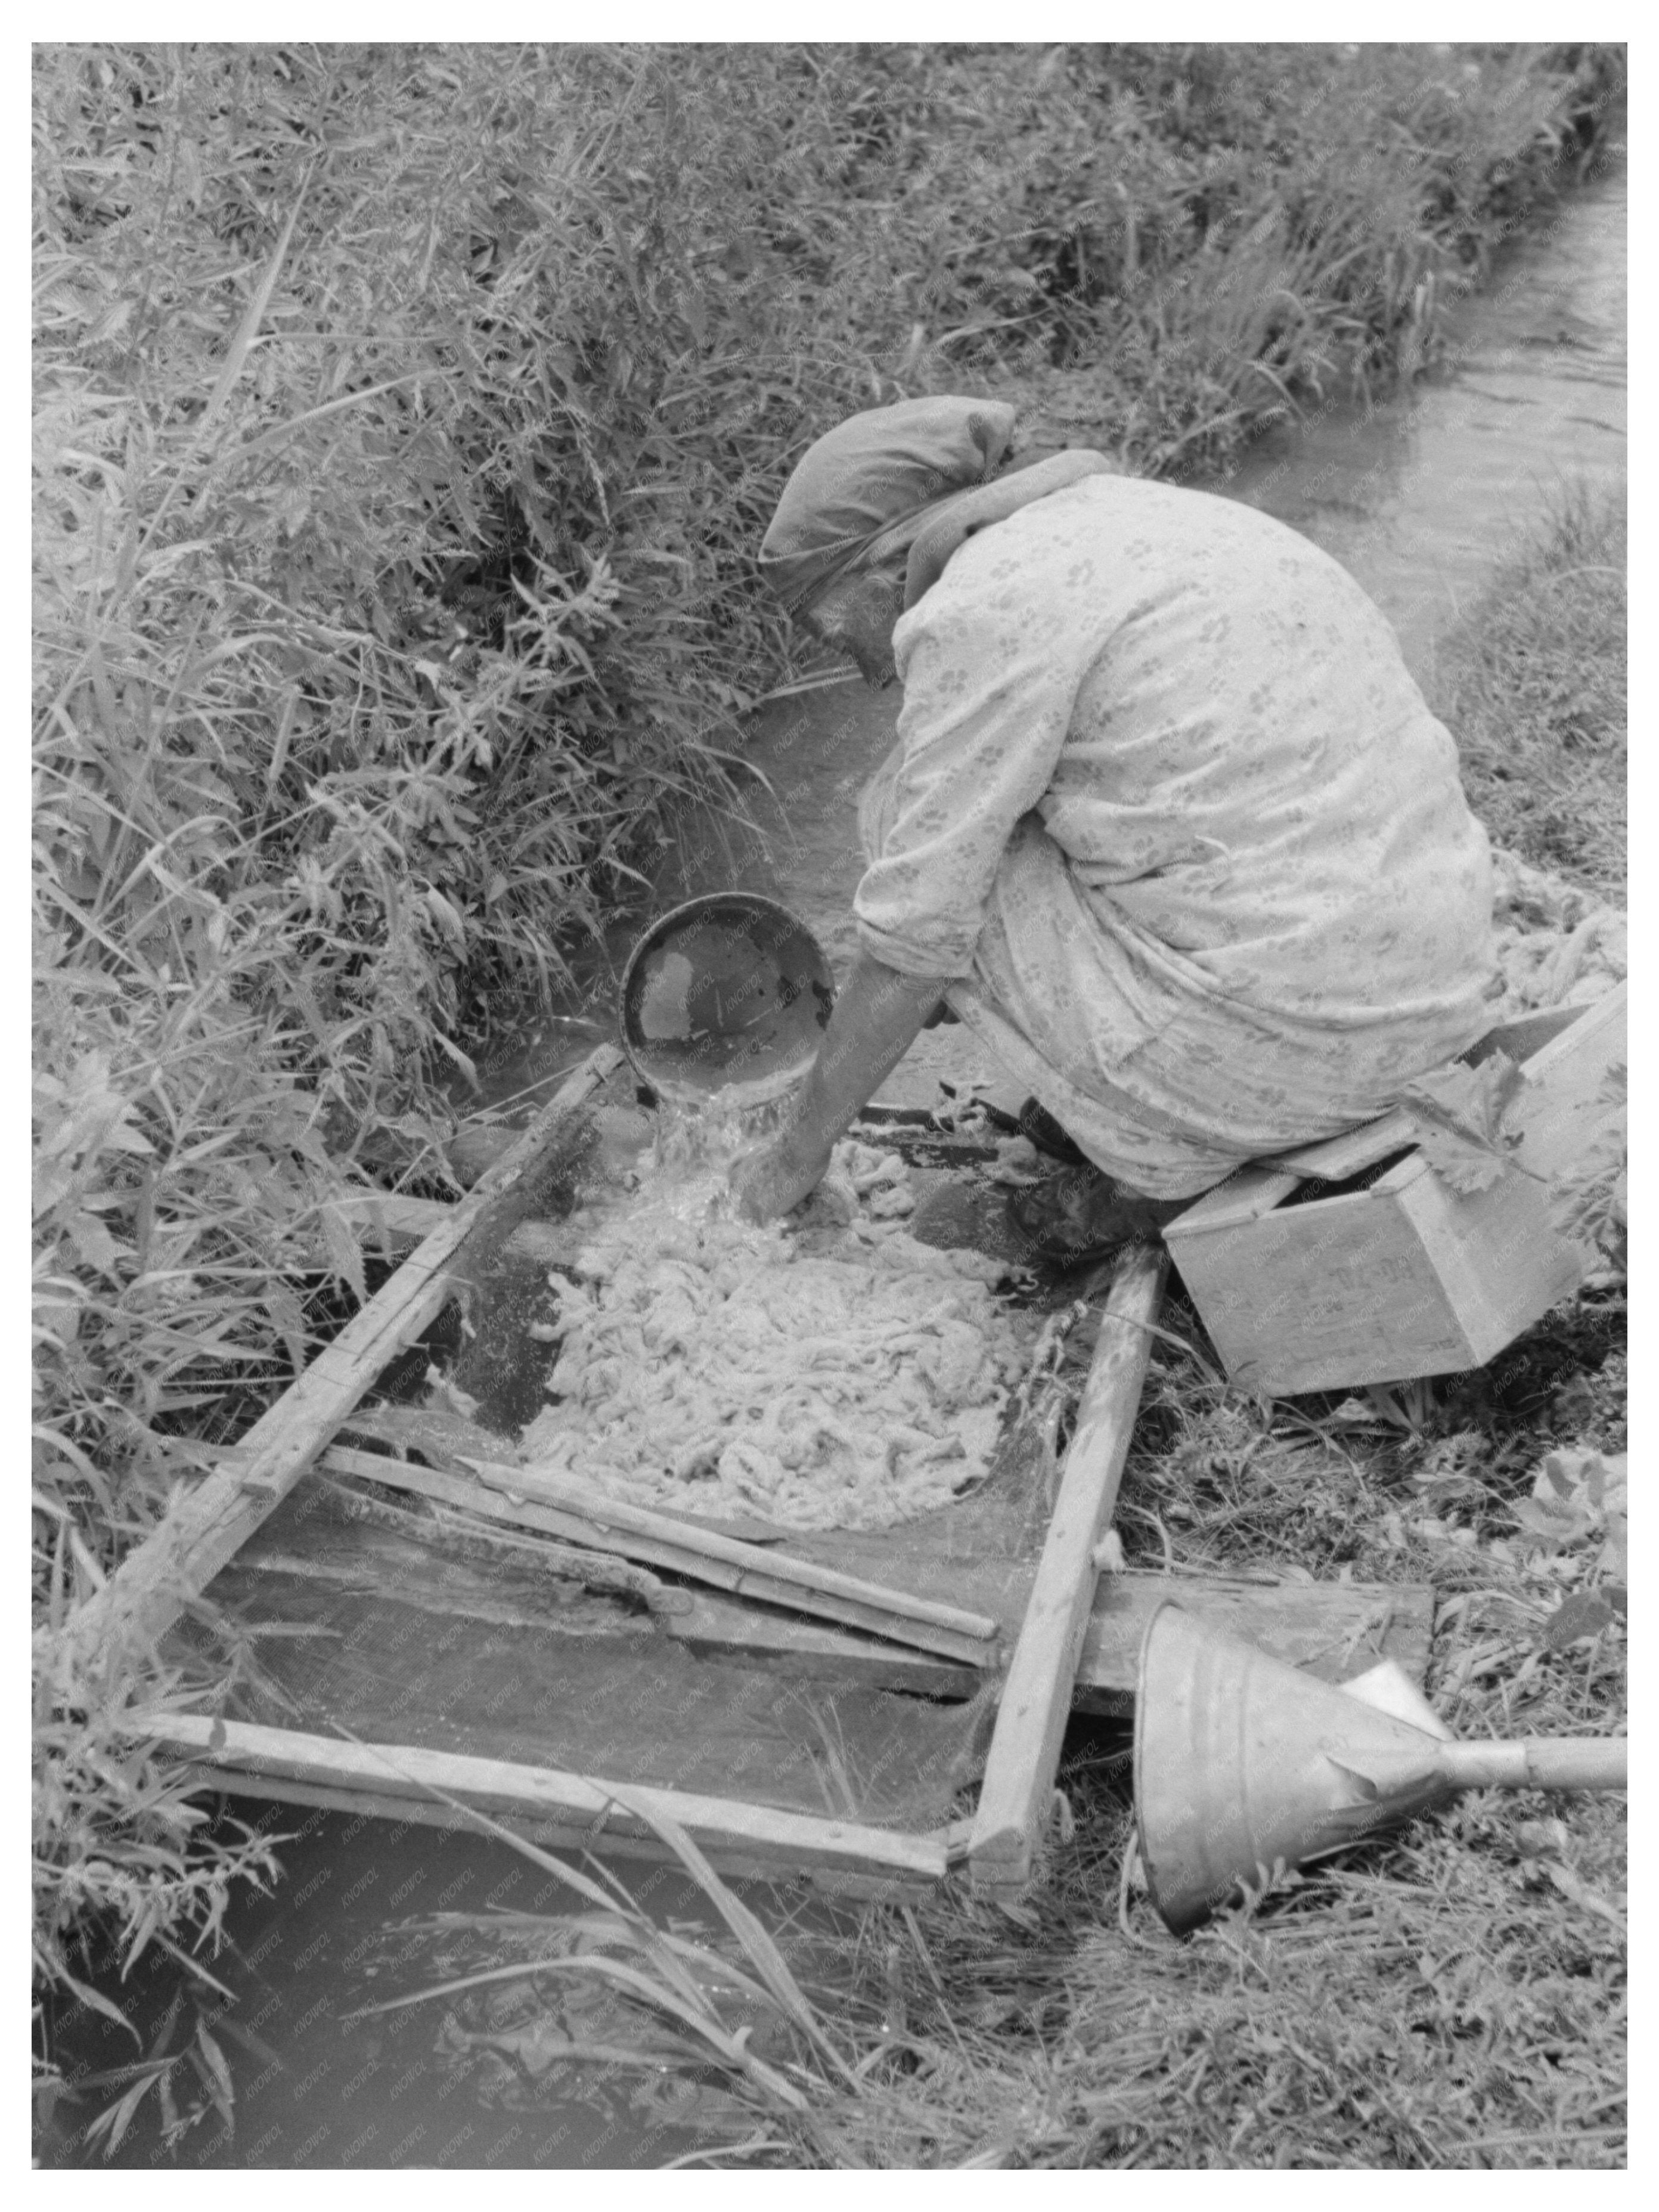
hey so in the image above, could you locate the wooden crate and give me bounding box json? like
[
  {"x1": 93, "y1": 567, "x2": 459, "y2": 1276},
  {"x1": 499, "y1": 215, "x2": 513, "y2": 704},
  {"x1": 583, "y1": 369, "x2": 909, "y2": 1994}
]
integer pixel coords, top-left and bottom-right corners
[{"x1": 1164, "y1": 986, "x2": 1625, "y2": 1397}]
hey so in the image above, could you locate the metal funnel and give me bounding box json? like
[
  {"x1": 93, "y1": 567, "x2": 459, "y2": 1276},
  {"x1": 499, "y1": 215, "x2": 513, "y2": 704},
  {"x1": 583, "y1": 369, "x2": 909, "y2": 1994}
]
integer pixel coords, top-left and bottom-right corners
[{"x1": 1133, "y1": 1601, "x2": 1626, "y2": 1935}]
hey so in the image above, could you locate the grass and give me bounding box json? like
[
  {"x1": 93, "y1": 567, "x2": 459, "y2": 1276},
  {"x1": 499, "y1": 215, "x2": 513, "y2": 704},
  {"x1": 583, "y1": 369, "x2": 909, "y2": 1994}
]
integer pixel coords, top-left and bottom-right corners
[
  {"x1": 349, "y1": 1287, "x2": 1623, "y2": 2170},
  {"x1": 1435, "y1": 485, "x2": 1627, "y2": 900},
  {"x1": 32, "y1": 36, "x2": 1625, "y2": 2127}
]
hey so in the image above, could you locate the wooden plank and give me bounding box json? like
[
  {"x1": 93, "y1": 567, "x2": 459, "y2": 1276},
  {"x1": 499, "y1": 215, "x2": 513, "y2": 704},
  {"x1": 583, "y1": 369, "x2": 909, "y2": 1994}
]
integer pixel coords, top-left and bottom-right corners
[
  {"x1": 122, "y1": 1712, "x2": 948, "y2": 1892},
  {"x1": 324, "y1": 1442, "x2": 778, "y2": 1566},
  {"x1": 665, "y1": 1590, "x2": 978, "y2": 1694},
  {"x1": 329, "y1": 1192, "x2": 573, "y2": 1267},
  {"x1": 461, "y1": 1457, "x2": 1002, "y2": 1666},
  {"x1": 1268, "y1": 1111, "x2": 1416, "y2": 1184},
  {"x1": 967, "y1": 1242, "x2": 1167, "y2": 1896},
  {"x1": 308, "y1": 1447, "x2": 688, "y2": 1614},
  {"x1": 64, "y1": 1045, "x2": 625, "y2": 1668},
  {"x1": 668, "y1": 1570, "x2": 1435, "y2": 1712},
  {"x1": 1074, "y1": 1570, "x2": 1435, "y2": 1712},
  {"x1": 1168, "y1": 1163, "x2": 1304, "y2": 1234},
  {"x1": 168, "y1": 1770, "x2": 943, "y2": 1902}
]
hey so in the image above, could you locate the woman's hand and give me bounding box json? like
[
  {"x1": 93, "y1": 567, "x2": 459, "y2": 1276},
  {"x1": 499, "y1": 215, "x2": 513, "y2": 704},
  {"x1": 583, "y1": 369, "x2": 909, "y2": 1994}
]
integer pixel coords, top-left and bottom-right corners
[
  {"x1": 727, "y1": 1133, "x2": 833, "y2": 1225},
  {"x1": 725, "y1": 952, "x2": 952, "y2": 1224}
]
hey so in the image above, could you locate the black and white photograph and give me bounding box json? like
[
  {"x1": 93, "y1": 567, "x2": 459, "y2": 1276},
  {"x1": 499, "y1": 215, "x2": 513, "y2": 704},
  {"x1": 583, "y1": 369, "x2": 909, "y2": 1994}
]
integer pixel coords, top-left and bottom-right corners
[{"x1": 30, "y1": 24, "x2": 1629, "y2": 2173}]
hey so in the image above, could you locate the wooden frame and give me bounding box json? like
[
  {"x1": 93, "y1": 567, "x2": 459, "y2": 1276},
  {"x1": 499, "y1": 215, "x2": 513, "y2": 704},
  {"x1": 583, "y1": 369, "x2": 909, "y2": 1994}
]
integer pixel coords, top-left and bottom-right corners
[
  {"x1": 84, "y1": 1044, "x2": 972, "y2": 1889},
  {"x1": 92, "y1": 1045, "x2": 1437, "y2": 1897},
  {"x1": 968, "y1": 1242, "x2": 1168, "y2": 1897},
  {"x1": 66, "y1": 1046, "x2": 624, "y2": 1669}
]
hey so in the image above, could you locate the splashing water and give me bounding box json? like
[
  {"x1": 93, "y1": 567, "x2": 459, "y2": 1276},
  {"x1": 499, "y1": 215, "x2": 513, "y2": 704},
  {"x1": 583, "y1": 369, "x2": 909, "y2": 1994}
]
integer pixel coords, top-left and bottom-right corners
[{"x1": 516, "y1": 1093, "x2": 1034, "y2": 1532}]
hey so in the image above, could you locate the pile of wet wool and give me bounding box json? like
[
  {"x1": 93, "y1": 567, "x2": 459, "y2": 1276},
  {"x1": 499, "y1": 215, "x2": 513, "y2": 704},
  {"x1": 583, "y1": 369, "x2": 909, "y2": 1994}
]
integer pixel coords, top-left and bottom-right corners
[{"x1": 517, "y1": 1139, "x2": 1037, "y2": 1532}]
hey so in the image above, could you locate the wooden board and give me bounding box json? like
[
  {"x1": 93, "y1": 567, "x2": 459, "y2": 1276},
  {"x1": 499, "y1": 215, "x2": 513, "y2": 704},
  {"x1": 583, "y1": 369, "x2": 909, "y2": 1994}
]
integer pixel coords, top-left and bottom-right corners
[
  {"x1": 64, "y1": 1046, "x2": 623, "y2": 1668},
  {"x1": 462, "y1": 1458, "x2": 1001, "y2": 1663},
  {"x1": 665, "y1": 1569, "x2": 1435, "y2": 1714},
  {"x1": 968, "y1": 1243, "x2": 1168, "y2": 1896},
  {"x1": 123, "y1": 1713, "x2": 948, "y2": 1900},
  {"x1": 330, "y1": 1194, "x2": 576, "y2": 1269},
  {"x1": 166, "y1": 1773, "x2": 944, "y2": 1904},
  {"x1": 228, "y1": 1467, "x2": 1437, "y2": 1711},
  {"x1": 105, "y1": 1048, "x2": 1446, "y2": 1898}
]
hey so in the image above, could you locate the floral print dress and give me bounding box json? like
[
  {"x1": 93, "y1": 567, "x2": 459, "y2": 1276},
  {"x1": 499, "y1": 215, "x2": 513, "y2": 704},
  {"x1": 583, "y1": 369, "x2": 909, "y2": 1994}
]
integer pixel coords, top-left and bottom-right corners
[{"x1": 854, "y1": 474, "x2": 1496, "y2": 1197}]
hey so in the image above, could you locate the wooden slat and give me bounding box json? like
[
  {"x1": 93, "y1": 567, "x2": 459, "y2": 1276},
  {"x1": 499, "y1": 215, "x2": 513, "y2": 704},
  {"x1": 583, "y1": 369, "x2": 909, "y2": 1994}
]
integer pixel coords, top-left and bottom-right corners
[
  {"x1": 663, "y1": 1570, "x2": 1435, "y2": 1712},
  {"x1": 64, "y1": 1046, "x2": 624, "y2": 1668},
  {"x1": 1074, "y1": 1570, "x2": 1434, "y2": 1712},
  {"x1": 329, "y1": 1192, "x2": 573, "y2": 1267},
  {"x1": 968, "y1": 1242, "x2": 1168, "y2": 1896},
  {"x1": 321, "y1": 1446, "x2": 998, "y2": 1663},
  {"x1": 1168, "y1": 1163, "x2": 1304, "y2": 1234},
  {"x1": 1268, "y1": 1111, "x2": 1416, "y2": 1184},
  {"x1": 246, "y1": 1458, "x2": 1438, "y2": 1709},
  {"x1": 123, "y1": 1712, "x2": 948, "y2": 1892},
  {"x1": 325, "y1": 1441, "x2": 795, "y2": 1556},
  {"x1": 169, "y1": 1772, "x2": 941, "y2": 1903},
  {"x1": 460, "y1": 1457, "x2": 1002, "y2": 1666}
]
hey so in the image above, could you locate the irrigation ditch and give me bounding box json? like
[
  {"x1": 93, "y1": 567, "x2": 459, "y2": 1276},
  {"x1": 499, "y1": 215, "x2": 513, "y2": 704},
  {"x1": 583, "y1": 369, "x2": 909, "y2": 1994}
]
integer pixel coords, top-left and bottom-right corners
[{"x1": 33, "y1": 44, "x2": 1626, "y2": 2169}]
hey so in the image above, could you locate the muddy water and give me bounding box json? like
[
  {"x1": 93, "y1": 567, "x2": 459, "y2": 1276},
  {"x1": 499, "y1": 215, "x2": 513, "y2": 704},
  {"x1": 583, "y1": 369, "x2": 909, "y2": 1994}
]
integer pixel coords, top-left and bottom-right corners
[
  {"x1": 42, "y1": 171, "x2": 1623, "y2": 2169},
  {"x1": 1223, "y1": 169, "x2": 1626, "y2": 687}
]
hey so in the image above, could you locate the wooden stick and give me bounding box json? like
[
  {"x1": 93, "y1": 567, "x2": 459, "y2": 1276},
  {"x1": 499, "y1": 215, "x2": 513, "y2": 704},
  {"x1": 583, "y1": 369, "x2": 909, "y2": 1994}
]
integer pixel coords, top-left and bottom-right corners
[
  {"x1": 968, "y1": 1241, "x2": 1168, "y2": 1896},
  {"x1": 324, "y1": 1446, "x2": 998, "y2": 1663},
  {"x1": 63, "y1": 1046, "x2": 624, "y2": 1668},
  {"x1": 322, "y1": 1445, "x2": 803, "y2": 1607},
  {"x1": 120, "y1": 1712, "x2": 949, "y2": 1890},
  {"x1": 163, "y1": 1772, "x2": 939, "y2": 1903},
  {"x1": 324, "y1": 1192, "x2": 573, "y2": 1267},
  {"x1": 457, "y1": 1455, "x2": 1001, "y2": 1665},
  {"x1": 1440, "y1": 1736, "x2": 1627, "y2": 1794},
  {"x1": 1267, "y1": 1110, "x2": 1416, "y2": 1183},
  {"x1": 299, "y1": 1456, "x2": 689, "y2": 1616}
]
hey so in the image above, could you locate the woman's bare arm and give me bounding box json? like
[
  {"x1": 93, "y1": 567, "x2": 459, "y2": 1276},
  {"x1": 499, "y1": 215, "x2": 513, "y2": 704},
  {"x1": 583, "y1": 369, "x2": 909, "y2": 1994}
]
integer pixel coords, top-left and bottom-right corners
[{"x1": 728, "y1": 953, "x2": 951, "y2": 1221}]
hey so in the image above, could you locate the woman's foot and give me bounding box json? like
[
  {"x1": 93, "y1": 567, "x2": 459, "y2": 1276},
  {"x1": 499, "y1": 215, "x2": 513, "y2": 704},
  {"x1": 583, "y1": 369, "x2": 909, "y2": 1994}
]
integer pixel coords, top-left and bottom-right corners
[
  {"x1": 1007, "y1": 1163, "x2": 1183, "y2": 1266},
  {"x1": 1013, "y1": 1095, "x2": 1089, "y2": 1166}
]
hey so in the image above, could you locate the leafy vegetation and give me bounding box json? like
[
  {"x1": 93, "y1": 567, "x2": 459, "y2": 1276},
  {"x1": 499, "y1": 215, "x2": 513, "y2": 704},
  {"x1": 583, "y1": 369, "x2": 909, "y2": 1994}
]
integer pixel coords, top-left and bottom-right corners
[
  {"x1": 1437, "y1": 484, "x2": 1627, "y2": 899},
  {"x1": 32, "y1": 37, "x2": 1624, "y2": 2132}
]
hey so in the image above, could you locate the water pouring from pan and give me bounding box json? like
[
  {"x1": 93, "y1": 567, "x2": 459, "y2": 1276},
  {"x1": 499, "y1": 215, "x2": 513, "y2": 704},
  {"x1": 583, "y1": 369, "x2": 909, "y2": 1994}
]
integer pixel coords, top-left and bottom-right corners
[{"x1": 618, "y1": 891, "x2": 836, "y2": 1119}]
